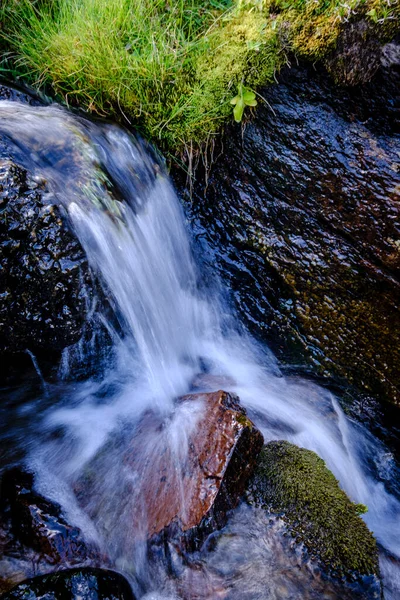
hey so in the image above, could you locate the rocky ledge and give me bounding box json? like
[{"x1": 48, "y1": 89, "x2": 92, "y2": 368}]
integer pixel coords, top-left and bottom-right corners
[{"x1": 184, "y1": 45, "x2": 400, "y2": 408}]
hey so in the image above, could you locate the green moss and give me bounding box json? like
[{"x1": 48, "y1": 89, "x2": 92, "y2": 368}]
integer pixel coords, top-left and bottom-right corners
[
  {"x1": 0, "y1": 0, "x2": 398, "y2": 155},
  {"x1": 247, "y1": 441, "x2": 379, "y2": 578}
]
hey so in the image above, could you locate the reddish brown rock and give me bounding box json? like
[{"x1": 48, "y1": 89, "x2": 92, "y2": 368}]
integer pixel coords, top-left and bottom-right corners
[
  {"x1": 125, "y1": 390, "x2": 263, "y2": 537},
  {"x1": 75, "y1": 390, "x2": 263, "y2": 547}
]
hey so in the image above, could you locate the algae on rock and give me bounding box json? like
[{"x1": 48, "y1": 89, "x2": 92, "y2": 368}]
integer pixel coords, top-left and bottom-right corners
[{"x1": 247, "y1": 441, "x2": 380, "y2": 579}]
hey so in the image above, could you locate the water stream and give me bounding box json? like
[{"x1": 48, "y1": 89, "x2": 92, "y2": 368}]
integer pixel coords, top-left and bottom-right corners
[{"x1": 0, "y1": 101, "x2": 399, "y2": 599}]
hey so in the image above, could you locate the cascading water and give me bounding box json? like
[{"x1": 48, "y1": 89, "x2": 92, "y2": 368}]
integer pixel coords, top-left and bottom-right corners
[{"x1": 0, "y1": 101, "x2": 399, "y2": 599}]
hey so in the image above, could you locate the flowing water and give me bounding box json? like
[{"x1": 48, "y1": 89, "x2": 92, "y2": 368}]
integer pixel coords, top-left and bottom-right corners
[{"x1": 0, "y1": 101, "x2": 400, "y2": 599}]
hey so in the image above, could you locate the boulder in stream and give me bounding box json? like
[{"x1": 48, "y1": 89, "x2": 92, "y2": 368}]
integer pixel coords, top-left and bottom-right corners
[
  {"x1": 246, "y1": 441, "x2": 380, "y2": 588},
  {"x1": 75, "y1": 390, "x2": 264, "y2": 549},
  {"x1": 1, "y1": 568, "x2": 135, "y2": 600}
]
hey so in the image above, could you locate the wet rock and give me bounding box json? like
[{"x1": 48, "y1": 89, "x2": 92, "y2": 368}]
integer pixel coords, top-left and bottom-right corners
[
  {"x1": 0, "y1": 468, "x2": 102, "y2": 594},
  {"x1": 75, "y1": 391, "x2": 263, "y2": 550},
  {"x1": 325, "y1": 19, "x2": 382, "y2": 85},
  {"x1": 246, "y1": 441, "x2": 380, "y2": 587},
  {"x1": 190, "y1": 505, "x2": 381, "y2": 600},
  {"x1": 0, "y1": 82, "x2": 44, "y2": 106},
  {"x1": 184, "y1": 57, "x2": 400, "y2": 406},
  {"x1": 1, "y1": 568, "x2": 135, "y2": 600},
  {"x1": 140, "y1": 390, "x2": 264, "y2": 538},
  {"x1": 0, "y1": 157, "x2": 92, "y2": 355}
]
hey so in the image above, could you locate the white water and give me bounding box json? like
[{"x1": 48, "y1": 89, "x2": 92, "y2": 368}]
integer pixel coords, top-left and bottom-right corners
[{"x1": 1, "y1": 102, "x2": 399, "y2": 598}]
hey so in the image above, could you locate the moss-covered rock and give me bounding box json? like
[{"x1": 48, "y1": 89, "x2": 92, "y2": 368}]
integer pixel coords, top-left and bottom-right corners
[{"x1": 246, "y1": 441, "x2": 379, "y2": 579}]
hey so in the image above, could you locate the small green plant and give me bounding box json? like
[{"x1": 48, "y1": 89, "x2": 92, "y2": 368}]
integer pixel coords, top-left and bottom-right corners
[
  {"x1": 230, "y1": 83, "x2": 257, "y2": 122},
  {"x1": 355, "y1": 503, "x2": 368, "y2": 515}
]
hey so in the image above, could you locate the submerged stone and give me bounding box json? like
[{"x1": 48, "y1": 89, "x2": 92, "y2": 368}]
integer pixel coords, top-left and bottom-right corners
[
  {"x1": 0, "y1": 468, "x2": 102, "y2": 594},
  {"x1": 75, "y1": 391, "x2": 263, "y2": 548},
  {"x1": 1, "y1": 568, "x2": 135, "y2": 600},
  {"x1": 246, "y1": 441, "x2": 380, "y2": 586}
]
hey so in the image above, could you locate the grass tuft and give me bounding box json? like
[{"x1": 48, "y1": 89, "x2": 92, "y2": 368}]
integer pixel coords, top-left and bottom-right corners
[{"x1": 1, "y1": 0, "x2": 398, "y2": 155}]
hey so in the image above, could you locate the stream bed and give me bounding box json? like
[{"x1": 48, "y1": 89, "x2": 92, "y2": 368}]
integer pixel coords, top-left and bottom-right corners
[{"x1": 0, "y1": 90, "x2": 399, "y2": 599}]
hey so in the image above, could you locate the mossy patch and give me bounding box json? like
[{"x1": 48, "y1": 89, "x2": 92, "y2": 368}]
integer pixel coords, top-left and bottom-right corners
[
  {"x1": 0, "y1": 0, "x2": 398, "y2": 155},
  {"x1": 246, "y1": 441, "x2": 379, "y2": 579}
]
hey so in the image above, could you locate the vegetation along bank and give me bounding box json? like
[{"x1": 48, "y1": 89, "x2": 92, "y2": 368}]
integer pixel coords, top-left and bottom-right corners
[{"x1": 1, "y1": 0, "x2": 399, "y2": 156}]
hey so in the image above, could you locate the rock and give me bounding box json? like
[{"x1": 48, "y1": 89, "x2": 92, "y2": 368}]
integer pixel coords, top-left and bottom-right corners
[
  {"x1": 138, "y1": 390, "x2": 264, "y2": 538},
  {"x1": 183, "y1": 58, "x2": 400, "y2": 406},
  {"x1": 246, "y1": 441, "x2": 380, "y2": 585},
  {"x1": 0, "y1": 158, "x2": 92, "y2": 355},
  {"x1": 325, "y1": 19, "x2": 382, "y2": 85},
  {"x1": 1, "y1": 568, "x2": 135, "y2": 600},
  {"x1": 190, "y1": 504, "x2": 381, "y2": 600},
  {"x1": 75, "y1": 391, "x2": 263, "y2": 549},
  {"x1": 0, "y1": 468, "x2": 102, "y2": 594},
  {"x1": 0, "y1": 82, "x2": 44, "y2": 106}
]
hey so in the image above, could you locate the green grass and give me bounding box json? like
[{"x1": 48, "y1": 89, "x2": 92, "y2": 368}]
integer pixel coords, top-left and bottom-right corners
[{"x1": 0, "y1": 0, "x2": 398, "y2": 156}]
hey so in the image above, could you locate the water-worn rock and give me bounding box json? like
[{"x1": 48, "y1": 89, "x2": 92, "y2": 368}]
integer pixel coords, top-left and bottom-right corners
[
  {"x1": 0, "y1": 468, "x2": 102, "y2": 594},
  {"x1": 246, "y1": 441, "x2": 380, "y2": 588},
  {"x1": 0, "y1": 85, "x2": 94, "y2": 358},
  {"x1": 184, "y1": 56, "x2": 400, "y2": 406},
  {"x1": 1, "y1": 568, "x2": 135, "y2": 600},
  {"x1": 135, "y1": 390, "x2": 264, "y2": 538},
  {"x1": 0, "y1": 158, "x2": 92, "y2": 355},
  {"x1": 75, "y1": 391, "x2": 263, "y2": 549}
]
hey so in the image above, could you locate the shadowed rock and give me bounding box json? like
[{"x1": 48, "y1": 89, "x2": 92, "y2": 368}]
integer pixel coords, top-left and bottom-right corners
[
  {"x1": 1, "y1": 568, "x2": 135, "y2": 600},
  {"x1": 0, "y1": 469, "x2": 103, "y2": 594}
]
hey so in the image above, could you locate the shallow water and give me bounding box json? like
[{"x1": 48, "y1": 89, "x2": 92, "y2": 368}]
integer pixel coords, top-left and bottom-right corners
[{"x1": 0, "y1": 101, "x2": 399, "y2": 599}]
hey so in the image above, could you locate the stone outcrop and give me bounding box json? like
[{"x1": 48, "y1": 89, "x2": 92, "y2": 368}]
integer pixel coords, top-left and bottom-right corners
[
  {"x1": 184, "y1": 53, "x2": 400, "y2": 406},
  {"x1": 75, "y1": 391, "x2": 263, "y2": 546},
  {"x1": 1, "y1": 568, "x2": 135, "y2": 600},
  {"x1": 0, "y1": 159, "x2": 92, "y2": 355},
  {"x1": 246, "y1": 441, "x2": 381, "y2": 596},
  {"x1": 0, "y1": 85, "x2": 94, "y2": 359}
]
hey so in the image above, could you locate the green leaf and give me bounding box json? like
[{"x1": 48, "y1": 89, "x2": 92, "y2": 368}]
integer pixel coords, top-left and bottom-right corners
[
  {"x1": 233, "y1": 98, "x2": 245, "y2": 122},
  {"x1": 243, "y1": 89, "x2": 256, "y2": 103},
  {"x1": 246, "y1": 99, "x2": 257, "y2": 107},
  {"x1": 230, "y1": 95, "x2": 239, "y2": 105}
]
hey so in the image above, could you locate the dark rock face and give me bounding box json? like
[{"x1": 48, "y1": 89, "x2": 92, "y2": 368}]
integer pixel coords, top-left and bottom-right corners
[
  {"x1": 325, "y1": 19, "x2": 383, "y2": 85},
  {"x1": 0, "y1": 84, "x2": 94, "y2": 358},
  {"x1": 246, "y1": 442, "x2": 380, "y2": 596},
  {"x1": 0, "y1": 159, "x2": 92, "y2": 354},
  {"x1": 1, "y1": 568, "x2": 135, "y2": 600},
  {"x1": 0, "y1": 469, "x2": 102, "y2": 594},
  {"x1": 185, "y1": 57, "x2": 400, "y2": 406}
]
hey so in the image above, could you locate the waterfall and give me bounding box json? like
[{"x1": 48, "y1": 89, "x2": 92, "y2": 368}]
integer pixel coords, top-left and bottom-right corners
[{"x1": 1, "y1": 101, "x2": 399, "y2": 599}]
